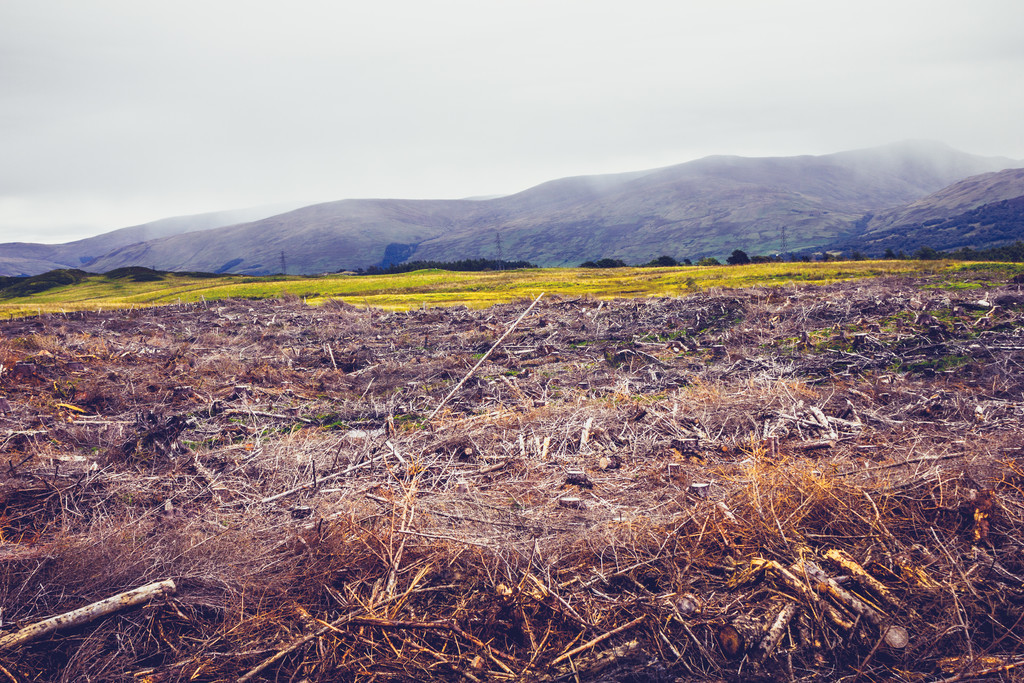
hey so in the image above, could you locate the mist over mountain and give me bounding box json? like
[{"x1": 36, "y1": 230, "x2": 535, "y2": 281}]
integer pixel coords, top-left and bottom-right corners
[{"x1": 3, "y1": 142, "x2": 1020, "y2": 277}]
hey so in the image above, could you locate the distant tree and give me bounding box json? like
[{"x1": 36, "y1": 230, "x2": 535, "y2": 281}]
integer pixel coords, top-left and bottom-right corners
[
  {"x1": 914, "y1": 246, "x2": 942, "y2": 260},
  {"x1": 697, "y1": 257, "x2": 721, "y2": 266},
  {"x1": 645, "y1": 255, "x2": 679, "y2": 267},
  {"x1": 883, "y1": 248, "x2": 897, "y2": 259},
  {"x1": 727, "y1": 249, "x2": 750, "y2": 265},
  {"x1": 682, "y1": 258, "x2": 693, "y2": 266},
  {"x1": 750, "y1": 254, "x2": 774, "y2": 264},
  {"x1": 580, "y1": 258, "x2": 627, "y2": 268},
  {"x1": 850, "y1": 251, "x2": 867, "y2": 261},
  {"x1": 929, "y1": 241, "x2": 1024, "y2": 263}
]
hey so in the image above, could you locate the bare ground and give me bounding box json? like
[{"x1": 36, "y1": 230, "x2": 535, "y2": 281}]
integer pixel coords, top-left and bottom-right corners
[{"x1": 1, "y1": 272, "x2": 1023, "y2": 682}]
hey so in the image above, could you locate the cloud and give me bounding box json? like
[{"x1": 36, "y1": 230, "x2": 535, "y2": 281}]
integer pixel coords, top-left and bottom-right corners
[{"x1": 2, "y1": 0, "x2": 1023, "y2": 242}]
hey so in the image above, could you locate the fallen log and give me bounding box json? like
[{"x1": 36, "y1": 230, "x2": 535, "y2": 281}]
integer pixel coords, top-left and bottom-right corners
[
  {"x1": 718, "y1": 615, "x2": 769, "y2": 659},
  {"x1": 795, "y1": 559, "x2": 908, "y2": 649},
  {"x1": 823, "y1": 548, "x2": 897, "y2": 607},
  {"x1": 792, "y1": 439, "x2": 835, "y2": 452},
  {"x1": 223, "y1": 408, "x2": 312, "y2": 423},
  {"x1": 717, "y1": 601, "x2": 798, "y2": 659},
  {"x1": 759, "y1": 601, "x2": 799, "y2": 657},
  {"x1": 0, "y1": 579, "x2": 176, "y2": 651},
  {"x1": 807, "y1": 405, "x2": 838, "y2": 440},
  {"x1": 477, "y1": 459, "x2": 509, "y2": 475},
  {"x1": 752, "y1": 559, "x2": 854, "y2": 630}
]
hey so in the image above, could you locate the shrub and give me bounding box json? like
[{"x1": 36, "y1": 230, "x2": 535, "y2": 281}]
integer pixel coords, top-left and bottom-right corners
[
  {"x1": 581, "y1": 258, "x2": 628, "y2": 268},
  {"x1": 644, "y1": 255, "x2": 679, "y2": 267},
  {"x1": 726, "y1": 249, "x2": 750, "y2": 265}
]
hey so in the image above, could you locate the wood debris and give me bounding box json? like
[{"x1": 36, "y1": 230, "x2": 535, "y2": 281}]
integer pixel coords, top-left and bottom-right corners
[{"x1": 0, "y1": 273, "x2": 1023, "y2": 680}]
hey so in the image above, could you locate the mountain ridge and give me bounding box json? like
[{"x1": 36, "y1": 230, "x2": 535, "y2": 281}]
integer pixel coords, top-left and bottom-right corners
[
  {"x1": 0, "y1": 203, "x2": 305, "y2": 276},
  {"x1": 407, "y1": 142, "x2": 1020, "y2": 266},
  {"x1": 2, "y1": 141, "x2": 1020, "y2": 276},
  {"x1": 827, "y1": 167, "x2": 1024, "y2": 255}
]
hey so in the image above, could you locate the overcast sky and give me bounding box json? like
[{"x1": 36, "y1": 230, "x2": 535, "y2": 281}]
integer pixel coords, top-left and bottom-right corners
[{"x1": 3, "y1": 1, "x2": 1023, "y2": 243}]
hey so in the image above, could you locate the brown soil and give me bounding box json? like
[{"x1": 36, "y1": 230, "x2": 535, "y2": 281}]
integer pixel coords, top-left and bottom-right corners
[{"x1": 1, "y1": 275, "x2": 1023, "y2": 681}]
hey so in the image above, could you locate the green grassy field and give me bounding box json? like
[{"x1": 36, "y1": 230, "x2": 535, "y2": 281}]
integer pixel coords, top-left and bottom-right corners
[{"x1": 1, "y1": 261, "x2": 1019, "y2": 318}]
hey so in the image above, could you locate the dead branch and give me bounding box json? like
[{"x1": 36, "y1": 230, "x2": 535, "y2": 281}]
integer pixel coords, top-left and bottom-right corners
[
  {"x1": 346, "y1": 618, "x2": 518, "y2": 675},
  {"x1": 237, "y1": 608, "x2": 364, "y2": 683},
  {"x1": 259, "y1": 450, "x2": 389, "y2": 504},
  {"x1": 932, "y1": 657, "x2": 1024, "y2": 683},
  {"x1": 549, "y1": 615, "x2": 646, "y2": 667},
  {"x1": 429, "y1": 292, "x2": 543, "y2": 420}
]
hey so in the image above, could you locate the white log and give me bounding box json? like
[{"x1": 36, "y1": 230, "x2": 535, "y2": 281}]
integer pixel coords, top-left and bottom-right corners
[
  {"x1": 0, "y1": 579, "x2": 176, "y2": 651},
  {"x1": 759, "y1": 602, "x2": 799, "y2": 656}
]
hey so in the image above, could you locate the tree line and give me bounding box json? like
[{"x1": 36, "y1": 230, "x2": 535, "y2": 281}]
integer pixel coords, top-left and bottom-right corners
[{"x1": 578, "y1": 242, "x2": 1024, "y2": 268}]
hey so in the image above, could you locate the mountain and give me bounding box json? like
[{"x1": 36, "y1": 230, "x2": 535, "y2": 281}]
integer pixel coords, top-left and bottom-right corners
[
  {"x1": 9, "y1": 141, "x2": 1023, "y2": 275},
  {"x1": 0, "y1": 204, "x2": 304, "y2": 277},
  {"x1": 83, "y1": 199, "x2": 478, "y2": 275},
  {"x1": 409, "y1": 141, "x2": 1020, "y2": 266},
  {"x1": 827, "y1": 167, "x2": 1024, "y2": 255}
]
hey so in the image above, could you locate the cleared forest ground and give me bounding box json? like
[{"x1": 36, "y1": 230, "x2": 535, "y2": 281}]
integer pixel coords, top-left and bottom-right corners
[{"x1": 1, "y1": 271, "x2": 1023, "y2": 681}]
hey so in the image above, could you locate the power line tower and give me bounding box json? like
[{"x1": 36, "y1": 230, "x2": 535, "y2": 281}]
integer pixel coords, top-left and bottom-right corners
[
  {"x1": 494, "y1": 231, "x2": 504, "y2": 269},
  {"x1": 780, "y1": 226, "x2": 788, "y2": 257}
]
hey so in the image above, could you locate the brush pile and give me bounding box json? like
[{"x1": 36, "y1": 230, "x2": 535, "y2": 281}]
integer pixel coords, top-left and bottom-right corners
[{"x1": 1, "y1": 271, "x2": 1023, "y2": 681}]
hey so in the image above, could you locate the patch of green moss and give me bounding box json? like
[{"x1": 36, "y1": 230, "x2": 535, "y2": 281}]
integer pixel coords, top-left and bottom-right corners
[{"x1": 899, "y1": 355, "x2": 970, "y2": 374}]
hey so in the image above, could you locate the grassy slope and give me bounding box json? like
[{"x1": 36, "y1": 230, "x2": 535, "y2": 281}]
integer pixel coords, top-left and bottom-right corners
[{"x1": 0, "y1": 261, "x2": 1015, "y2": 318}]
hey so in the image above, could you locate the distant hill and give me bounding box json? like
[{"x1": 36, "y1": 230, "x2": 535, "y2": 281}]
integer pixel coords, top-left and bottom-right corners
[
  {"x1": 84, "y1": 198, "x2": 479, "y2": 275},
  {"x1": 827, "y1": 167, "x2": 1024, "y2": 255},
  {"x1": 7, "y1": 141, "x2": 1021, "y2": 275},
  {"x1": 0, "y1": 204, "x2": 303, "y2": 276},
  {"x1": 410, "y1": 141, "x2": 1021, "y2": 266}
]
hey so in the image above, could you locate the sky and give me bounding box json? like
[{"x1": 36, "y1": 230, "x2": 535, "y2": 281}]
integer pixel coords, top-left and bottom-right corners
[{"x1": 3, "y1": 1, "x2": 1024, "y2": 244}]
